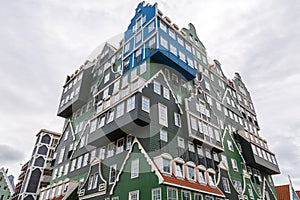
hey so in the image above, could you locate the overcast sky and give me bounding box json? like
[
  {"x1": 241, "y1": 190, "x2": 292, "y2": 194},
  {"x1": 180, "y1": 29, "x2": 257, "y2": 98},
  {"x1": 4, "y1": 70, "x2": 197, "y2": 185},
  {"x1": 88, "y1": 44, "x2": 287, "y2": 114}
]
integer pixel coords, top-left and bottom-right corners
[{"x1": 0, "y1": 0, "x2": 299, "y2": 188}]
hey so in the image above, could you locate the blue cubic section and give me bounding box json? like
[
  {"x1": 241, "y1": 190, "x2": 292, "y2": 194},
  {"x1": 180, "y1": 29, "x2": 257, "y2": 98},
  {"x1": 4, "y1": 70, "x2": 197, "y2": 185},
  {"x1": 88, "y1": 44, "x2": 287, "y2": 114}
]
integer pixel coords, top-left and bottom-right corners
[{"x1": 122, "y1": 2, "x2": 196, "y2": 81}]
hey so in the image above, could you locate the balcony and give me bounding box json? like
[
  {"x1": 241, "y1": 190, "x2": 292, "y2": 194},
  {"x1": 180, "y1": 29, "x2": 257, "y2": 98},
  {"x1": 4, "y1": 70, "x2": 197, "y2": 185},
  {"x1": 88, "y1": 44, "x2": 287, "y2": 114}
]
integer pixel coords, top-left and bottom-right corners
[
  {"x1": 57, "y1": 67, "x2": 92, "y2": 118},
  {"x1": 88, "y1": 94, "x2": 150, "y2": 146},
  {"x1": 235, "y1": 131, "x2": 280, "y2": 175},
  {"x1": 150, "y1": 48, "x2": 196, "y2": 81}
]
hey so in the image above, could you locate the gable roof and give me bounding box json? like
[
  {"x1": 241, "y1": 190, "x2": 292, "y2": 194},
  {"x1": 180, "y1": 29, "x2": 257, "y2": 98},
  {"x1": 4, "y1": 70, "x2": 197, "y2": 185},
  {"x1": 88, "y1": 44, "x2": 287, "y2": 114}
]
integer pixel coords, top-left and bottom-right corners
[
  {"x1": 110, "y1": 137, "x2": 164, "y2": 194},
  {"x1": 138, "y1": 69, "x2": 183, "y2": 114}
]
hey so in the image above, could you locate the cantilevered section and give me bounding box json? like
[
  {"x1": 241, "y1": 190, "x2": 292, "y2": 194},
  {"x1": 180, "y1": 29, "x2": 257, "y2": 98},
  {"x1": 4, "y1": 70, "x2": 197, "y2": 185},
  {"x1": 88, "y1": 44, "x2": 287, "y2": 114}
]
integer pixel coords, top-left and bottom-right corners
[{"x1": 122, "y1": 2, "x2": 197, "y2": 80}]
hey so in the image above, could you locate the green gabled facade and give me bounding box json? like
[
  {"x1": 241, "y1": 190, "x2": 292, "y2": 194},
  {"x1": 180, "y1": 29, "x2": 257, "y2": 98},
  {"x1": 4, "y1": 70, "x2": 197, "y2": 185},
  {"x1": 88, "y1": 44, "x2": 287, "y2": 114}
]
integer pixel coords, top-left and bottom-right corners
[
  {"x1": 39, "y1": 2, "x2": 280, "y2": 200},
  {"x1": 0, "y1": 168, "x2": 14, "y2": 200}
]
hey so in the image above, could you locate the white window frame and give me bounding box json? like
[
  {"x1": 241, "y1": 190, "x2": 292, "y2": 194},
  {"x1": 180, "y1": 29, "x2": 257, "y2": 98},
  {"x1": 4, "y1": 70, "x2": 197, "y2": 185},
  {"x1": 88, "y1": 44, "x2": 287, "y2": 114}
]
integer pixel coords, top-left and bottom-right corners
[
  {"x1": 152, "y1": 188, "x2": 161, "y2": 200},
  {"x1": 126, "y1": 95, "x2": 136, "y2": 112},
  {"x1": 163, "y1": 87, "x2": 170, "y2": 100},
  {"x1": 160, "y1": 129, "x2": 168, "y2": 142},
  {"x1": 158, "y1": 103, "x2": 168, "y2": 127},
  {"x1": 167, "y1": 187, "x2": 178, "y2": 200},
  {"x1": 109, "y1": 164, "x2": 117, "y2": 184},
  {"x1": 154, "y1": 81, "x2": 161, "y2": 95},
  {"x1": 174, "y1": 113, "x2": 181, "y2": 127},
  {"x1": 129, "y1": 190, "x2": 139, "y2": 200},
  {"x1": 104, "y1": 73, "x2": 110, "y2": 84},
  {"x1": 141, "y1": 96, "x2": 150, "y2": 113},
  {"x1": 116, "y1": 138, "x2": 124, "y2": 154},
  {"x1": 131, "y1": 158, "x2": 139, "y2": 178}
]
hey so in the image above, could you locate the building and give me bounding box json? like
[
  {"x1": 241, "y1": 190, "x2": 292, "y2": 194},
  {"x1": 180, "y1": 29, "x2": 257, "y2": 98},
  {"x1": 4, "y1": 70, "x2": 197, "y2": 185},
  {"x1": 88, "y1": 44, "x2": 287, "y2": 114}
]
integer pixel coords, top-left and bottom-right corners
[
  {"x1": 0, "y1": 168, "x2": 15, "y2": 200},
  {"x1": 16, "y1": 129, "x2": 60, "y2": 200},
  {"x1": 40, "y1": 2, "x2": 280, "y2": 200},
  {"x1": 275, "y1": 184, "x2": 300, "y2": 200},
  {"x1": 12, "y1": 161, "x2": 30, "y2": 200}
]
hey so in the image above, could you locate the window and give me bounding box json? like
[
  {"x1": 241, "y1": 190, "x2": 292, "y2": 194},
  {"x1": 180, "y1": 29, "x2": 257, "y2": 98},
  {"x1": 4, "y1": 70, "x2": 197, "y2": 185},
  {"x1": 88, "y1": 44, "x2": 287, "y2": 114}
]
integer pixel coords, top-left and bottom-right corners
[
  {"x1": 222, "y1": 177, "x2": 231, "y2": 193},
  {"x1": 98, "y1": 115, "x2": 105, "y2": 128},
  {"x1": 90, "y1": 149, "x2": 96, "y2": 161},
  {"x1": 79, "y1": 135, "x2": 86, "y2": 148},
  {"x1": 187, "y1": 57, "x2": 194, "y2": 67},
  {"x1": 152, "y1": 188, "x2": 161, "y2": 200},
  {"x1": 127, "y1": 96, "x2": 136, "y2": 112},
  {"x1": 198, "y1": 170, "x2": 206, "y2": 184},
  {"x1": 248, "y1": 184, "x2": 254, "y2": 199},
  {"x1": 188, "y1": 142, "x2": 195, "y2": 152},
  {"x1": 99, "y1": 147, "x2": 105, "y2": 160},
  {"x1": 122, "y1": 75, "x2": 128, "y2": 87},
  {"x1": 172, "y1": 73, "x2": 178, "y2": 83},
  {"x1": 194, "y1": 194, "x2": 203, "y2": 200},
  {"x1": 135, "y1": 31, "x2": 142, "y2": 44},
  {"x1": 70, "y1": 159, "x2": 76, "y2": 171},
  {"x1": 163, "y1": 159, "x2": 171, "y2": 174},
  {"x1": 90, "y1": 118, "x2": 97, "y2": 133},
  {"x1": 231, "y1": 158, "x2": 238, "y2": 172},
  {"x1": 160, "y1": 21, "x2": 167, "y2": 32},
  {"x1": 107, "y1": 110, "x2": 115, "y2": 124},
  {"x1": 127, "y1": 136, "x2": 133, "y2": 150},
  {"x1": 165, "y1": 69, "x2": 170, "y2": 80},
  {"x1": 149, "y1": 36, "x2": 156, "y2": 51},
  {"x1": 77, "y1": 156, "x2": 82, "y2": 169},
  {"x1": 124, "y1": 42, "x2": 130, "y2": 53},
  {"x1": 174, "y1": 113, "x2": 181, "y2": 127},
  {"x1": 58, "y1": 147, "x2": 65, "y2": 164},
  {"x1": 179, "y1": 51, "x2": 186, "y2": 62},
  {"x1": 142, "y1": 96, "x2": 150, "y2": 113},
  {"x1": 88, "y1": 175, "x2": 93, "y2": 190},
  {"x1": 154, "y1": 81, "x2": 161, "y2": 94},
  {"x1": 148, "y1": 20, "x2": 155, "y2": 33},
  {"x1": 163, "y1": 87, "x2": 170, "y2": 100},
  {"x1": 187, "y1": 166, "x2": 195, "y2": 181},
  {"x1": 93, "y1": 174, "x2": 98, "y2": 189},
  {"x1": 113, "y1": 93, "x2": 120, "y2": 104},
  {"x1": 107, "y1": 143, "x2": 115, "y2": 158},
  {"x1": 169, "y1": 28, "x2": 176, "y2": 39},
  {"x1": 131, "y1": 68, "x2": 137, "y2": 80},
  {"x1": 109, "y1": 164, "x2": 117, "y2": 184},
  {"x1": 64, "y1": 163, "x2": 69, "y2": 175},
  {"x1": 135, "y1": 48, "x2": 142, "y2": 63},
  {"x1": 103, "y1": 88, "x2": 109, "y2": 99},
  {"x1": 177, "y1": 137, "x2": 184, "y2": 148},
  {"x1": 170, "y1": 43, "x2": 177, "y2": 55},
  {"x1": 167, "y1": 187, "x2": 177, "y2": 200},
  {"x1": 83, "y1": 153, "x2": 89, "y2": 166},
  {"x1": 123, "y1": 86, "x2": 129, "y2": 97},
  {"x1": 213, "y1": 152, "x2": 219, "y2": 162},
  {"x1": 160, "y1": 36, "x2": 168, "y2": 49},
  {"x1": 113, "y1": 80, "x2": 120, "y2": 93},
  {"x1": 160, "y1": 129, "x2": 168, "y2": 142},
  {"x1": 116, "y1": 102, "x2": 125, "y2": 118},
  {"x1": 129, "y1": 190, "x2": 139, "y2": 200},
  {"x1": 158, "y1": 103, "x2": 168, "y2": 126},
  {"x1": 197, "y1": 145, "x2": 203, "y2": 157},
  {"x1": 227, "y1": 140, "x2": 234, "y2": 152},
  {"x1": 132, "y1": 80, "x2": 139, "y2": 91},
  {"x1": 140, "y1": 62, "x2": 146, "y2": 75},
  {"x1": 190, "y1": 116, "x2": 198, "y2": 131},
  {"x1": 131, "y1": 158, "x2": 139, "y2": 178},
  {"x1": 64, "y1": 131, "x2": 69, "y2": 141},
  {"x1": 116, "y1": 138, "x2": 124, "y2": 154},
  {"x1": 104, "y1": 73, "x2": 110, "y2": 84},
  {"x1": 181, "y1": 191, "x2": 191, "y2": 200},
  {"x1": 208, "y1": 174, "x2": 215, "y2": 187},
  {"x1": 175, "y1": 162, "x2": 183, "y2": 178}
]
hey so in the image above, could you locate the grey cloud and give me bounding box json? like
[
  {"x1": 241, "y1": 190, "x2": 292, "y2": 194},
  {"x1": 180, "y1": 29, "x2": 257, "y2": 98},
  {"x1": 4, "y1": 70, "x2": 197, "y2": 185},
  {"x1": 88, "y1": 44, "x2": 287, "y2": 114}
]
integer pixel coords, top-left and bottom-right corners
[{"x1": 0, "y1": 144, "x2": 25, "y2": 164}]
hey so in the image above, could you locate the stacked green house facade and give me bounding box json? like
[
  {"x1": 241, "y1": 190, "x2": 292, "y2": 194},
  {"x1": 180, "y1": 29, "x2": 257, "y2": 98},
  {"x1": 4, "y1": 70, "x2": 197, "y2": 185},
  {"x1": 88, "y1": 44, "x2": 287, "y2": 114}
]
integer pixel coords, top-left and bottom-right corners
[
  {"x1": 0, "y1": 168, "x2": 14, "y2": 200},
  {"x1": 39, "y1": 2, "x2": 280, "y2": 200}
]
